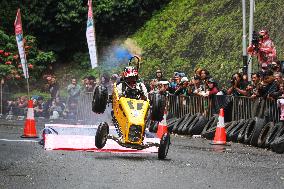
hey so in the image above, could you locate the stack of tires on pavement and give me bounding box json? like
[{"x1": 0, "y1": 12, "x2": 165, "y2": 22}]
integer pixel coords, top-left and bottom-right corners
[{"x1": 148, "y1": 113, "x2": 284, "y2": 154}]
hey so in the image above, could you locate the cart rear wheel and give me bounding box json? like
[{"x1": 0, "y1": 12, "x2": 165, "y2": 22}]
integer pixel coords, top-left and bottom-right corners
[
  {"x1": 95, "y1": 122, "x2": 109, "y2": 149},
  {"x1": 158, "y1": 133, "x2": 170, "y2": 159}
]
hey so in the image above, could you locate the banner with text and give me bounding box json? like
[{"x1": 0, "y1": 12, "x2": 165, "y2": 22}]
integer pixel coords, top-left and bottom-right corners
[
  {"x1": 86, "y1": 0, "x2": 98, "y2": 68},
  {"x1": 14, "y1": 9, "x2": 29, "y2": 79}
]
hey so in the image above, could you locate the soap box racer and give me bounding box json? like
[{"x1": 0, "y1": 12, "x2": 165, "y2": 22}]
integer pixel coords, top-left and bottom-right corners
[{"x1": 91, "y1": 57, "x2": 170, "y2": 159}]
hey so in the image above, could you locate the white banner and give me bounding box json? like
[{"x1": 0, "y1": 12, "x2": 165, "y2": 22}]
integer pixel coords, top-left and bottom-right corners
[
  {"x1": 14, "y1": 9, "x2": 29, "y2": 79},
  {"x1": 86, "y1": 0, "x2": 98, "y2": 68}
]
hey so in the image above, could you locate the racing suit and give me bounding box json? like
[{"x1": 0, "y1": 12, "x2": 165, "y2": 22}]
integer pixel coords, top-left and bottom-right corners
[{"x1": 116, "y1": 81, "x2": 148, "y2": 100}]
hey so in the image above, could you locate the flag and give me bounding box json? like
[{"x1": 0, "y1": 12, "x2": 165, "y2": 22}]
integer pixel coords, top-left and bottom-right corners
[
  {"x1": 14, "y1": 9, "x2": 29, "y2": 79},
  {"x1": 86, "y1": 0, "x2": 98, "y2": 68}
]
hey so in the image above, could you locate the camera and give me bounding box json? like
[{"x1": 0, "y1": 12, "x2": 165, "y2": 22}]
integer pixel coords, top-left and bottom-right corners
[{"x1": 251, "y1": 31, "x2": 259, "y2": 52}]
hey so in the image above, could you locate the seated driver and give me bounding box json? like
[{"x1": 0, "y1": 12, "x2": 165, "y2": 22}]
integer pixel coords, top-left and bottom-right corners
[{"x1": 116, "y1": 66, "x2": 148, "y2": 100}]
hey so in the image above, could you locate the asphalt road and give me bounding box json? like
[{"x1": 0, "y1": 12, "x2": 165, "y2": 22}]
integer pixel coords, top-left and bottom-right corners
[{"x1": 0, "y1": 118, "x2": 284, "y2": 189}]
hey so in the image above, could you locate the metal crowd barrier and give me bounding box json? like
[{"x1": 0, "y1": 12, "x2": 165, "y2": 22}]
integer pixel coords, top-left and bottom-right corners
[
  {"x1": 0, "y1": 91, "x2": 280, "y2": 123},
  {"x1": 167, "y1": 94, "x2": 279, "y2": 122}
]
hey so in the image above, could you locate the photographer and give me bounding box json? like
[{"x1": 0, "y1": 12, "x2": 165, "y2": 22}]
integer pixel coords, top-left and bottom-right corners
[
  {"x1": 247, "y1": 29, "x2": 277, "y2": 65},
  {"x1": 174, "y1": 77, "x2": 191, "y2": 96},
  {"x1": 227, "y1": 73, "x2": 248, "y2": 96}
]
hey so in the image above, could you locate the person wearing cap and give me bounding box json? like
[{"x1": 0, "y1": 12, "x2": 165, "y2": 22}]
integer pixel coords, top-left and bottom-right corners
[
  {"x1": 175, "y1": 77, "x2": 191, "y2": 96},
  {"x1": 256, "y1": 70, "x2": 280, "y2": 99},
  {"x1": 247, "y1": 29, "x2": 276, "y2": 65},
  {"x1": 169, "y1": 73, "x2": 181, "y2": 94},
  {"x1": 204, "y1": 78, "x2": 219, "y2": 97},
  {"x1": 155, "y1": 69, "x2": 166, "y2": 82}
]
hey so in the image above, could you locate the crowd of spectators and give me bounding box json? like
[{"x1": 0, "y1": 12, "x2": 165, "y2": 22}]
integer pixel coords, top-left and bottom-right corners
[
  {"x1": 3, "y1": 74, "x2": 100, "y2": 120},
  {"x1": 146, "y1": 60, "x2": 284, "y2": 101}
]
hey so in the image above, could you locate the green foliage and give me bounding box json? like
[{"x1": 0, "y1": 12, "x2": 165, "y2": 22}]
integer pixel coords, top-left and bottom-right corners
[
  {"x1": 0, "y1": 29, "x2": 56, "y2": 82},
  {"x1": 132, "y1": 0, "x2": 284, "y2": 85}
]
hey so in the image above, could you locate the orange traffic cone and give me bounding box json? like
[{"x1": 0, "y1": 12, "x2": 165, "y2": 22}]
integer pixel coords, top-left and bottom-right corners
[
  {"x1": 21, "y1": 100, "x2": 38, "y2": 138},
  {"x1": 210, "y1": 108, "x2": 227, "y2": 145},
  {"x1": 156, "y1": 110, "x2": 168, "y2": 139}
]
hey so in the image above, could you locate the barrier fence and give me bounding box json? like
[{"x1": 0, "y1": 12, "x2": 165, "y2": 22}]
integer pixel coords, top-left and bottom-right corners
[{"x1": 0, "y1": 92, "x2": 280, "y2": 123}]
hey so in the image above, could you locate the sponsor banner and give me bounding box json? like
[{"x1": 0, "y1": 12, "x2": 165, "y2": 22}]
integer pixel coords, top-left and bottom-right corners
[
  {"x1": 43, "y1": 124, "x2": 159, "y2": 153},
  {"x1": 14, "y1": 9, "x2": 29, "y2": 79},
  {"x1": 86, "y1": 0, "x2": 98, "y2": 68}
]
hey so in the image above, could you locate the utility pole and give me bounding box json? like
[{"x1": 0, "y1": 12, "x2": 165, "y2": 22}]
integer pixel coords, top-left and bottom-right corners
[
  {"x1": 242, "y1": 0, "x2": 248, "y2": 75},
  {"x1": 248, "y1": 0, "x2": 254, "y2": 81}
]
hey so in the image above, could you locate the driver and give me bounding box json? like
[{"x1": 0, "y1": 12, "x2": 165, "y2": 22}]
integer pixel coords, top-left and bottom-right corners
[{"x1": 116, "y1": 66, "x2": 148, "y2": 100}]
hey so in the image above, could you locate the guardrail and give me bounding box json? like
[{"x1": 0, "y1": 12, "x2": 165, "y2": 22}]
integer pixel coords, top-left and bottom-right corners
[{"x1": 168, "y1": 94, "x2": 279, "y2": 123}]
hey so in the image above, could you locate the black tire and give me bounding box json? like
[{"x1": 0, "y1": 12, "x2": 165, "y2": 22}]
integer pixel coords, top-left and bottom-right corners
[
  {"x1": 201, "y1": 116, "x2": 218, "y2": 140},
  {"x1": 92, "y1": 85, "x2": 108, "y2": 114},
  {"x1": 265, "y1": 122, "x2": 284, "y2": 148},
  {"x1": 151, "y1": 93, "x2": 166, "y2": 122},
  {"x1": 237, "y1": 119, "x2": 250, "y2": 143},
  {"x1": 271, "y1": 135, "x2": 284, "y2": 154},
  {"x1": 227, "y1": 120, "x2": 246, "y2": 142},
  {"x1": 226, "y1": 120, "x2": 240, "y2": 135},
  {"x1": 243, "y1": 119, "x2": 256, "y2": 144},
  {"x1": 172, "y1": 114, "x2": 187, "y2": 134},
  {"x1": 158, "y1": 133, "x2": 170, "y2": 159},
  {"x1": 201, "y1": 115, "x2": 218, "y2": 135},
  {"x1": 178, "y1": 114, "x2": 192, "y2": 134},
  {"x1": 180, "y1": 114, "x2": 197, "y2": 134},
  {"x1": 257, "y1": 122, "x2": 274, "y2": 148},
  {"x1": 167, "y1": 118, "x2": 178, "y2": 133},
  {"x1": 250, "y1": 117, "x2": 267, "y2": 146},
  {"x1": 95, "y1": 122, "x2": 109, "y2": 149},
  {"x1": 189, "y1": 115, "x2": 208, "y2": 135}
]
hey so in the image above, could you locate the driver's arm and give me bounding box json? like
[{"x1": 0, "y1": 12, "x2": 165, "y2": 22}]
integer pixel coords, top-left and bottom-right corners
[
  {"x1": 140, "y1": 83, "x2": 149, "y2": 99},
  {"x1": 116, "y1": 83, "x2": 123, "y2": 97}
]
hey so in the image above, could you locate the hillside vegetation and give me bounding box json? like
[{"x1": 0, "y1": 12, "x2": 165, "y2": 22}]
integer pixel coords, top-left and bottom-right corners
[{"x1": 132, "y1": 0, "x2": 284, "y2": 84}]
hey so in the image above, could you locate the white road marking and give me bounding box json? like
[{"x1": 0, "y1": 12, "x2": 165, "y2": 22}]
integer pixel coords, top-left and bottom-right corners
[{"x1": 0, "y1": 139, "x2": 40, "y2": 143}]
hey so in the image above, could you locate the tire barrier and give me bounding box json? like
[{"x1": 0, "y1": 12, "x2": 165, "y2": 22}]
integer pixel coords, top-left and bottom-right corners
[
  {"x1": 250, "y1": 118, "x2": 267, "y2": 146},
  {"x1": 271, "y1": 134, "x2": 284, "y2": 154},
  {"x1": 188, "y1": 115, "x2": 208, "y2": 135},
  {"x1": 264, "y1": 122, "x2": 283, "y2": 148},
  {"x1": 227, "y1": 120, "x2": 245, "y2": 142},
  {"x1": 243, "y1": 119, "x2": 256, "y2": 144},
  {"x1": 257, "y1": 122, "x2": 274, "y2": 148}
]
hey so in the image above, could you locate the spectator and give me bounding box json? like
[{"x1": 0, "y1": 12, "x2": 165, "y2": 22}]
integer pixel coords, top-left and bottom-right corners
[
  {"x1": 257, "y1": 70, "x2": 279, "y2": 99},
  {"x1": 271, "y1": 61, "x2": 281, "y2": 73},
  {"x1": 67, "y1": 78, "x2": 81, "y2": 105},
  {"x1": 175, "y1": 77, "x2": 191, "y2": 96},
  {"x1": 86, "y1": 76, "x2": 97, "y2": 92},
  {"x1": 227, "y1": 73, "x2": 247, "y2": 96},
  {"x1": 249, "y1": 73, "x2": 261, "y2": 97},
  {"x1": 155, "y1": 69, "x2": 166, "y2": 81},
  {"x1": 34, "y1": 96, "x2": 45, "y2": 117},
  {"x1": 169, "y1": 73, "x2": 181, "y2": 94},
  {"x1": 48, "y1": 99, "x2": 63, "y2": 119},
  {"x1": 45, "y1": 75, "x2": 60, "y2": 113},
  {"x1": 247, "y1": 29, "x2": 277, "y2": 65},
  {"x1": 258, "y1": 63, "x2": 269, "y2": 78},
  {"x1": 81, "y1": 76, "x2": 90, "y2": 92},
  {"x1": 274, "y1": 72, "x2": 282, "y2": 83},
  {"x1": 158, "y1": 80, "x2": 170, "y2": 95},
  {"x1": 204, "y1": 78, "x2": 219, "y2": 97}
]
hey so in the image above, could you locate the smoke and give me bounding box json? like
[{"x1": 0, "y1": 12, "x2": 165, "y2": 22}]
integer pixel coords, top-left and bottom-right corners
[{"x1": 98, "y1": 38, "x2": 142, "y2": 73}]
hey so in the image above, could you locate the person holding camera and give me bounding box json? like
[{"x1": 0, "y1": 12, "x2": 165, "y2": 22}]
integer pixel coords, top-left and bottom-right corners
[
  {"x1": 255, "y1": 70, "x2": 280, "y2": 99},
  {"x1": 227, "y1": 73, "x2": 248, "y2": 96},
  {"x1": 247, "y1": 29, "x2": 277, "y2": 65},
  {"x1": 174, "y1": 77, "x2": 191, "y2": 96}
]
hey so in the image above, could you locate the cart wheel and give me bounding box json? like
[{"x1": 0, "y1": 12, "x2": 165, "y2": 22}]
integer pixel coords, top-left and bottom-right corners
[
  {"x1": 95, "y1": 122, "x2": 109, "y2": 149},
  {"x1": 158, "y1": 133, "x2": 170, "y2": 159},
  {"x1": 92, "y1": 85, "x2": 108, "y2": 114}
]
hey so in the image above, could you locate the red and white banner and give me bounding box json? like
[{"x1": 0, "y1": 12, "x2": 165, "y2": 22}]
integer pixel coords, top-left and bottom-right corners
[
  {"x1": 14, "y1": 9, "x2": 29, "y2": 79},
  {"x1": 86, "y1": 0, "x2": 98, "y2": 68}
]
